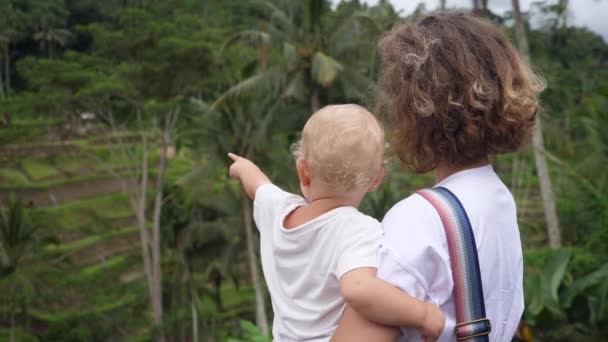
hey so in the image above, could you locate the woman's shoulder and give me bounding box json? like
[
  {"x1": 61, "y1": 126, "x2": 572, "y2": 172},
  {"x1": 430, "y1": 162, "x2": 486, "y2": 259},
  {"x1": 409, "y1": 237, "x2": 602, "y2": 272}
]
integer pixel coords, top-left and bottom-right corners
[
  {"x1": 384, "y1": 192, "x2": 438, "y2": 224},
  {"x1": 382, "y1": 192, "x2": 446, "y2": 248}
]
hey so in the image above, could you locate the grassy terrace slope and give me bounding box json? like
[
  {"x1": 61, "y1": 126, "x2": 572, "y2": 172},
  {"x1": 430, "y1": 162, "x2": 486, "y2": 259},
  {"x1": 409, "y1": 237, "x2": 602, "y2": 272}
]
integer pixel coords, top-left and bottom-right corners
[{"x1": 0, "y1": 119, "x2": 194, "y2": 338}]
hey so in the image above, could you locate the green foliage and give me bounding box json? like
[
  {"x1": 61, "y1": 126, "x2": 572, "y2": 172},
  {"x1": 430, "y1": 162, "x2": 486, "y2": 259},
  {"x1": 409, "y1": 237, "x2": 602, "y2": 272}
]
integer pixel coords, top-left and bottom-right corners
[
  {"x1": 0, "y1": 197, "x2": 45, "y2": 277},
  {"x1": 39, "y1": 192, "x2": 133, "y2": 231},
  {"x1": 21, "y1": 158, "x2": 61, "y2": 180},
  {"x1": 524, "y1": 248, "x2": 608, "y2": 339},
  {"x1": 216, "y1": 0, "x2": 385, "y2": 111},
  {"x1": 0, "y1": 327, "x2": 38, "y2": 341},
  {"x1": 43, "y1": 226, "x2": 138, "y2": 255},
  {"x1": 0, "y1": 169, "x2": 29, "y2": 186},
  {"x1": 525, "y1": 249, "x2": 571, "y2": 318},
  {"x1": 0, "y1": 0, "x2": 606, "y2": 340},
  {"x1": 226, "y1": 320, "x2": 273, "y2": 342}
]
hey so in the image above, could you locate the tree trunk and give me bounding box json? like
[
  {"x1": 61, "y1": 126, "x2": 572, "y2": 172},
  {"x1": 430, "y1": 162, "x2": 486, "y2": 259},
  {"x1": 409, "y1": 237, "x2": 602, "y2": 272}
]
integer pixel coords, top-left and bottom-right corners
[
  {"x1": 311, "y1": 85, "x2": 320, "y2": 113},
  {"x1": 258, "y1": 23, "x2": 267, "y2": 71},
  {"x1": 472, "y1": 0, "x2": 488, "y2": 16},
  {"x1": 531, "y1": 120, "x2": 562, "y2": 247},
  {"x1": 558, "y1": 0, "x2": 569, "y2": 28},
  {"x1": 179, "y1": 251, "x2": 199, "y2": 342},
  {"x1": 151, "y1": 127, "x2": 170, "y2": 342},
  {"x1": 0, "y1": 46, "x2": 6, "y2": 99},
  {"x1": 512, "y1": 0, "x2": 562, "y2": 248},
  {"x1": 0, "y1": 52, "x2": 5, "y2": 99},
  {"x1": 191, "y1": 292, "x2": 198, "y2": 342},
  {"x1": 134, "y1": 134, "x2": 162, "y2": 336},
  {"x1": 9, "y1": 308, "x2": 15, "y2": 342},
  {"x1": 133, "y1": 131, "x2": 164, "y2": 341},
  {"x1": 472, "y1": 0, "x2": 481, "y2": 11},
  {"x1": 188, "y1": 269, "x2": 200, "y2": 342},
  {"x1": 103, "y1": 107, "x2": 170, "y2": 340},
  {"x1": 5, "y1": 46, "x2": 10, "y2": 96},
  {"x1": 242, "y1": 195, "x2": 269, "y2": 336}
]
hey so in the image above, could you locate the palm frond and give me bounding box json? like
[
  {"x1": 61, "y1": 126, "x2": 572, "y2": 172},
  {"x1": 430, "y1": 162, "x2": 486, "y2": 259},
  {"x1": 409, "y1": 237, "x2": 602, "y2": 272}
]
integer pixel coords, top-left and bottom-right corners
[
  {"x1": 0, "y1": 198, "x2": 41, "y2": 275},
  {"x1": 311, "y1": 51, "x2": 343, "y2": 87},
  {"x1": 221, "y1": 29, "x2": 271, "y2": 54},
  {"x1": 247, "y1": 99, "x2": 283, "y2": 156},
  {"x1": 338, "y1": 68, "x2": 377, "y2": 100},
  {"x1": 210, "y1": 66, "x2": 287, "y2": 110},
  {"x1": 188, "y1": 97, "x2": 210, "y2": 113},
  {"x1": 253, "y1": 0, "x2": 297, "y2": 37},
  {"x1": 283, "y1": 42, "x2": 299, "y2": 70},
  {"x1": 282, "y1": 71, "x2": 307, "y2": 101}
]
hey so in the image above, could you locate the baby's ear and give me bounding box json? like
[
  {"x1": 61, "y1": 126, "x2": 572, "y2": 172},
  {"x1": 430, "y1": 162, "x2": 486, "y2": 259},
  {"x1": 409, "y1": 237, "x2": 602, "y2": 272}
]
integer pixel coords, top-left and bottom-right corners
[
  {"x1": 296, "y1": 158, "x2": 311, "y2": 186},
  {"x1": 367, "y1": 167, "x2": 385, "y2": 193}
]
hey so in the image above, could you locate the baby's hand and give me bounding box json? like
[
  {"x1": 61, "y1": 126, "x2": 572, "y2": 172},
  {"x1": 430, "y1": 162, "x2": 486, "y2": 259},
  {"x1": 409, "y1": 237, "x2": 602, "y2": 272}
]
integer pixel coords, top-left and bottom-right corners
[
  {"x1": 227, "y1": 153, "x2": 271, "y2": 199},
  {"x1": 227, "y1": 153, "x2": 258, "y2": 180},
  {"x1": 420, "y1": 302, "x2": 445, "y2": 342}
]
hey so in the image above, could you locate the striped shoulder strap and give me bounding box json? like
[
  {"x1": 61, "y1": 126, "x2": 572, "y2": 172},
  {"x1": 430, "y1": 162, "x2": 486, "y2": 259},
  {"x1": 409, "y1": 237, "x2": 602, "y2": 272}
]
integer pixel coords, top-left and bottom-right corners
[{"x1": 417, "y1": 187, "x2": 492, "y2": 341}]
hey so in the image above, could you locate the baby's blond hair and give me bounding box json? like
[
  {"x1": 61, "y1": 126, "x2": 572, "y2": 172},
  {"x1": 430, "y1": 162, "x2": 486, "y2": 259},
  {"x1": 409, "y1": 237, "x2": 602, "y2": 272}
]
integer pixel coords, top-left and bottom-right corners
[{"x1": 292, "y1": 104, "x2": 385, "y2": 193}]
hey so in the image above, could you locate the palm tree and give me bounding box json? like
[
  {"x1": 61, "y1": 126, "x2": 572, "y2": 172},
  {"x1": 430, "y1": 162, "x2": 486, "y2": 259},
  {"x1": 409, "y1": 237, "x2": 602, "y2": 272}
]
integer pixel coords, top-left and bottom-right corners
[
  {"x1": 27, "y1": 0, "x2": 70, "y2": 58},
  {"x1": 0, "y1": 32, "x2": 7, "y2": 99},
  {"x1": 472, "y1": 0, "x2": 489, "y2": 16},
  {"x1": 218, "y1": 0, "x2": 378, "y2": 113},
  {"x1": 512, "y1": 0, "x2": 562, "y2": 248},
  {"x1": 186, "y1": 90, "x2": 289, "y2": 335},
  {"x1": 0, "y1": 197, "x2": 46, "y2": 342},
  {"x1": 33, "y1": 27, "x2": 71, "y2": 58},
  {"x1": 0, "y1": 198, "x2": 42, "y2": 278},
  {"x1": 160, "y1": 185, "x2": 245, "y2": 341}
]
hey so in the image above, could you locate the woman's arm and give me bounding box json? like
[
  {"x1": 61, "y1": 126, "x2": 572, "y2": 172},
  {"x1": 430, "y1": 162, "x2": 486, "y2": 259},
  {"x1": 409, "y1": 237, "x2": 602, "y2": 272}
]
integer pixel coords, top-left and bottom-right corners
[
  {"x1": 339, "y1": 267, "x2": 444, "y2": 339},
  {"x1": 332, "y1": 306, "x2": 400, "y2": 342}
]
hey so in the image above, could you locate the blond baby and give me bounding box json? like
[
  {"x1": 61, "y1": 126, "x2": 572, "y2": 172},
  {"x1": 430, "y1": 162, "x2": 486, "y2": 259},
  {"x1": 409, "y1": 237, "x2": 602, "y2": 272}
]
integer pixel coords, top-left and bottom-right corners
[{"x1": 228, "y1": 104, "x2": 444, "y2": 341}]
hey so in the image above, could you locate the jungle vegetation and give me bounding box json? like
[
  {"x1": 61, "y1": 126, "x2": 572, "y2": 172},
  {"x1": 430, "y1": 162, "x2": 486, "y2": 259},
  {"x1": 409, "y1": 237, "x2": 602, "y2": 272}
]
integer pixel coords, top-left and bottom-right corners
[{"x1": 0, "y1": 0, "x2": 607, "y2": 341}]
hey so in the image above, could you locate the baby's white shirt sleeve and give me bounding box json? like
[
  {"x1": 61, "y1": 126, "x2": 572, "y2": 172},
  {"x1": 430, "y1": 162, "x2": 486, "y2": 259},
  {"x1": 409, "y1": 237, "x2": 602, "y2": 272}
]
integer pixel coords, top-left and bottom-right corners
[
  {"x1": 333, "y1": 215, "x2": 382, "y2": 279},
  {"x1": 253, "y1": 183, "x2": 299, "y2": 235}
]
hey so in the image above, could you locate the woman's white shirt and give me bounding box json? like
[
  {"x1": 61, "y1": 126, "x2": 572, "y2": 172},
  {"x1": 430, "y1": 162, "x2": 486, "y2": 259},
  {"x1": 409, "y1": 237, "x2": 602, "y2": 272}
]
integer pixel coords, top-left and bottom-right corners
[{"x1": 377, "y1": 165, "x2": 524, "y2": 341}]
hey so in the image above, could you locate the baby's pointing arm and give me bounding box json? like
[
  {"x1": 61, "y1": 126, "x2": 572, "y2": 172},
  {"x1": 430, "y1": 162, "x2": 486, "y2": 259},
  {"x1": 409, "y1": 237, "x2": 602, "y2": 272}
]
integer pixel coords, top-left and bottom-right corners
[{"x1": 227, "y1": 153, "x2": 271, "y2": 200}]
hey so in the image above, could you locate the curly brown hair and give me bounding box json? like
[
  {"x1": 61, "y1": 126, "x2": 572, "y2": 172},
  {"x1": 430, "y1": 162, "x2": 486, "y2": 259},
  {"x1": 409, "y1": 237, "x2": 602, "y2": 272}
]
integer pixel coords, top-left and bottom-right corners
[{"x1": 377, "y1": 11, "x2": 544, "y2": 173}]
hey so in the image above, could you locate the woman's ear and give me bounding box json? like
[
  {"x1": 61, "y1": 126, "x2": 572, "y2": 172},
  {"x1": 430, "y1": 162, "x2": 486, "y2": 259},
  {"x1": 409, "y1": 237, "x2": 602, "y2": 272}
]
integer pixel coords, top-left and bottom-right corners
[
  {"x1": 367, "y1": 167, "x2": 385, "y2": 193},
  {"x1": 296, "y1": 158, "x2": 311, "y2": 186}
]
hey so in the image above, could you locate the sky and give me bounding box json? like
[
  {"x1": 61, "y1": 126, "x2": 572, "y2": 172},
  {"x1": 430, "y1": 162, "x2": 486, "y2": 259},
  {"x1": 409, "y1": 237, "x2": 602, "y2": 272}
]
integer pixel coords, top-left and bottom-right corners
[{"x1": 338, "y1": 0, "x2": 608, "y2": 41}]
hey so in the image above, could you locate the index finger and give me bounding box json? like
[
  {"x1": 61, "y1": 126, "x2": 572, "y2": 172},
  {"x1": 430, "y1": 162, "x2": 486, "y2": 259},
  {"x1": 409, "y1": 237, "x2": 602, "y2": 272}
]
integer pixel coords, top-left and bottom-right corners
[{"x1": 227, "y1": 152, "x2": 241, "y2": 161}]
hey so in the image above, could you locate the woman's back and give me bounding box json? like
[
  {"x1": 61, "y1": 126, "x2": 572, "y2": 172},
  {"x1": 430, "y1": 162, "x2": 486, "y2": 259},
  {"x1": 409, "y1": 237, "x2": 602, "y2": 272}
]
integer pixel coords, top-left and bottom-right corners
[
  {"x1": 333, "y1": 11, "x2": 542, "y2": 341},
  {"x1": 378, "y1": 165, "x2": 523, "y2": 341}
]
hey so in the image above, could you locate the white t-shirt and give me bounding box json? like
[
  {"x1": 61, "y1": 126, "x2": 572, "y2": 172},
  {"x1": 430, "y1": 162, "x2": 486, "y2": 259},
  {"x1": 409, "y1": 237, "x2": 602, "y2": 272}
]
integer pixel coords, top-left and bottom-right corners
[
  {"x1": 253, "y1": 184, "x2": 382, "y2": 342},
  {"x1": 377, "y1": 165, "x2": 524, "y2": 342}
]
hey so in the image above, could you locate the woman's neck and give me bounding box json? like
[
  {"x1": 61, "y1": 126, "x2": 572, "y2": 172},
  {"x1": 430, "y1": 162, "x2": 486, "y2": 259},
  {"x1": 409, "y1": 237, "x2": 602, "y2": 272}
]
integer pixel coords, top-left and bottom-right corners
[{"x1": 435, "y1": 159, "x2": 490, "y2": 184}]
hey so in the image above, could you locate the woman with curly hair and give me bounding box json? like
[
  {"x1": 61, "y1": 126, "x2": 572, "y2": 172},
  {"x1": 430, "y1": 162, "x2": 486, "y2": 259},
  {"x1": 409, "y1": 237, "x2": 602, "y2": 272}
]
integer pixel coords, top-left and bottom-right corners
[{"x1": 333, "y1": 11, "x2": 544, "y2": 342}]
